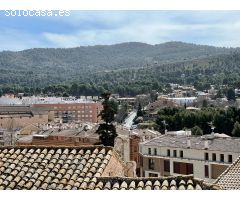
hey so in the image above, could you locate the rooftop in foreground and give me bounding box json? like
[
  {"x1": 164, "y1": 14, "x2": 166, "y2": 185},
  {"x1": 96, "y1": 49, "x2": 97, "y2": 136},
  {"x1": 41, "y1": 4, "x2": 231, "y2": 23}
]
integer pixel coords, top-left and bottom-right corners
[
  {"x1": 215, "y1": 156, "x2": 240, "y2": 189},
  {"x1": 0, "y1": 145, "x2": 217, "y2": 190}
]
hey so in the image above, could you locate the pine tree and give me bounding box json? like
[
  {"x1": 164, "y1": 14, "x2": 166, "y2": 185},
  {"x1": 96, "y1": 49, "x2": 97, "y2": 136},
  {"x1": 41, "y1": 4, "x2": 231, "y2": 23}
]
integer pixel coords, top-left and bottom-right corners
[
  {"x1": 137, "y1": 103, "x2": 143, "y2": 117},
  {"x1": 96, "y1": 92, "x2": 118, "y2": 146}
]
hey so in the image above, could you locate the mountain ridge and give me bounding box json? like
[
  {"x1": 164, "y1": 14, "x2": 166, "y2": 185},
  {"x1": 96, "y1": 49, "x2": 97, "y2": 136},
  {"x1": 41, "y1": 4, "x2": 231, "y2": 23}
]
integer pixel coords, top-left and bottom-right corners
[{"x1": 0, "y1": 41, "x2": 239, "y2": 89}]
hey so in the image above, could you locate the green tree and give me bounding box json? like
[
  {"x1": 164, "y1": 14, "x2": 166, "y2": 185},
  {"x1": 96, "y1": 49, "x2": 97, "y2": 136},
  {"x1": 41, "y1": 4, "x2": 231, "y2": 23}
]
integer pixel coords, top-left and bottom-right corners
[
  {"x1": 137, "y1": 103, "x2": 143, "y2": 117},
  {"x1": 232, "y1": 121, "x2": 240, "y2": 137},
  {"x1": 191, "y1": 126, "x2": 203, "y2": 136},
  {"x1": 202, "y1": 99, "x2": 208, "y2": 108},
  {"x1": 96, "y1": 92, "x2": 118, "y2": 146},
  {"x1": 226, "y1": 88, "x2": 236, "y2": 101}
]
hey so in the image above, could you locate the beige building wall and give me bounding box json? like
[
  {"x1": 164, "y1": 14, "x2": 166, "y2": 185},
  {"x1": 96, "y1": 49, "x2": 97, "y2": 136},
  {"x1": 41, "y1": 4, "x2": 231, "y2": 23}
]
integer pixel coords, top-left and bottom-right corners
[
  {"x1": 140, "y1": 144, "x2": 240, "y2": 182},
  {"x1": 102, "y1": 153, "x2": 125, "y2": 177},
  {"x1": 0, "y1": 114, "x2": 49, "y2": 129},
  {"x1": 33, "y1": 103, "x2": 102, "y2": 123}
]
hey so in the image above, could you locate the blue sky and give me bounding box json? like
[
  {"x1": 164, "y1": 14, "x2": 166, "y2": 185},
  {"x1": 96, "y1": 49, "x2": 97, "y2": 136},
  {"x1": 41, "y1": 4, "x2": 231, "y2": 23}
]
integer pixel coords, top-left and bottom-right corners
[{"x1": 0, "y1": 10, "x2": 240, "y2": 51}]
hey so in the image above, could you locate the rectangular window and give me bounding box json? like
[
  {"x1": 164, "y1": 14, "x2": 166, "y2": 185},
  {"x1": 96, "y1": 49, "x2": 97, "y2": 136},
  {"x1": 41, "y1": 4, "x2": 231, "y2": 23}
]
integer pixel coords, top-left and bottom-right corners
[
  {"x1": 167, "y1": 149, "x2": 170, "y2": 157},
  {"x1": 212, "y1": 153, "x2": 216, "y2": 161},
  {"x1": 140, "y1": 156, "x2": 143, "y2": 167},
  {"x1": 148, "y1": 158, "x2": 155, "y2": 170},
  {"x1": 154, "y1": 148, "x2": 157, "y2": 156},
  {"x1": 173, "y1": 150, "x2": 177, "y2": 157},
  {"x1": 173, "y1": 162, "x2": 180, "y2": 174},
  {"x1": 149, "y1": 173, "x2": 158, "y2": 177},
  {"x1": 205, "y1": 153, "x2": 209, "y2": 161},
  {"x1": 220, "y1": 154, "x2": 224, "y2": 162},
  {"x1": 186, "y1": 163, "x2": 193, "y2": 175},
  {"x1": 205, "y1": 165, "x2": 209, "y2": 178},
  {"x1": 173, "y1": 162, "x2": 193, "y2": 175},
  {"x1": 148, "y1": 148, "x2": 151, "y2": 155},
  {"x1": 228, "y1": 155, "x2": 232, "y2": 163},
  {"x1": 164, "y1": 160, "x2": 170, "y2": 172},
  {"x1": 180, "y1": 150, "x2": 183, "y2": 158}
]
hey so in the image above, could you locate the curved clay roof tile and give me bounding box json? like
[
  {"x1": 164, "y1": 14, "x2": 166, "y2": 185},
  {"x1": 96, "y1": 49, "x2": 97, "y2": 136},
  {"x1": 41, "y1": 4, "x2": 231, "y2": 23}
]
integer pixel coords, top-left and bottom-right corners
[
  {"x1": 96, "y1": 181, "x2": 103, "y2": 189},
  {"x1": 85, "y1": 150, "x2": 91, "y2": 155},
  {"x1": 162, "y1": 180, "x2": 169, "y2": 187},
  {"x1": 195, "y1": 184, "x2": 202, "y2": 190},
  {"x1": 9, "y1": 149, "x2": 15, "y2": 154},
  {"x1": 99, "y1": 148, "x2": 106, "y2": 155},
  {"x1": 25, "y1": 181, "x2": 33, "y2": 189},
  {"x1": 15, "y1": 149, "x2": 21, "y2": 155},
  {"x1": 48, "y1": 149, "x2": 55, "y2": 155},
  {"x1": 56, "y1": 149, "x2": 62, "y2": 154},
  {"x1": 178, "y1": 185, "x2": 186, "y2": 190},
  {"x1": 103, "y1": 181, "x2": 111, "y2": 190},
  {"x1": 187, "y1": 185, "x2": 194, "y2": 190},
  {"x1": 170, "y1": 185, "x2": 177, "y2": 190},
  {"x1": 187, "y1": 179, "x2": 193, "y2": 185},
  {"x1": 35, "y1": 149, "x2": 41, "y2": 154},
  {"x1": 170, "y1": 180, "x2": 177, "y2": 186},
  {"x1": 105, "y1": 154, "x2": 111, "y2": 161},
  {"x1": 62, "y1": 149, "x2": 69, "y2": 155},
  {"x1": 137, "y1": 181, "x2": 144, "y2": 188},
  {"x1": 179, "y1": 180, "x2": 186, "y2": 185},
  {"x1": 154, "y1": 185, "x2": 160, "y2": 190},
  {"x1": 145, "y1": 185, "x2": 152, "y2": 190},
  {"x1": 93, "y1": 148, "x2": 99, "y2": 154},
  {"x1": 78, "y1": 149, "x2": 84, "y2": 155},
  {"x1": 70, "y1": 149, "x2": 77, "y2": 155},
  {"x1": 129, "y1": 181, "x2": 136, "y2": 189},
  {"x1": 153, "y1": 180, "x2": 161, "y2": 187},
  {"x1": 8, "y1": 182, "x2": 16, "y2": 189}
]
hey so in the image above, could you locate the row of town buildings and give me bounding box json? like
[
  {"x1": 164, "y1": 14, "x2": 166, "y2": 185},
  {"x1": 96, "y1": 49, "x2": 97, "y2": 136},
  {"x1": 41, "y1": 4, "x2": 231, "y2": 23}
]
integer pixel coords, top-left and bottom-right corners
[{"x1": 3, "y1": 117, "x2": 240, "y2": 185}]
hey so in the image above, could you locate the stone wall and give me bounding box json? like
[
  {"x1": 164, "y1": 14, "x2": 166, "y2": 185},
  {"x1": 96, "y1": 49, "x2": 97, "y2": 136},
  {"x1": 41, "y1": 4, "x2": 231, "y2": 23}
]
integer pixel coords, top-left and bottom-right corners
[{"x1": 102, "y1": 152, "x2": 125, "y2": 177}]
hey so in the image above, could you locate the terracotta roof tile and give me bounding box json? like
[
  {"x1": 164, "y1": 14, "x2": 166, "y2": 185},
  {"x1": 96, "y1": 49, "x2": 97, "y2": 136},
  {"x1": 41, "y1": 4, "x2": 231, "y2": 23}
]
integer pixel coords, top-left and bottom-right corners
[
  {"x1": 0, "y1": 146, "x2": 217, "y2": 190},
  {"x1": 215, "y1": 156, "x2": 240, "y2": 189}
]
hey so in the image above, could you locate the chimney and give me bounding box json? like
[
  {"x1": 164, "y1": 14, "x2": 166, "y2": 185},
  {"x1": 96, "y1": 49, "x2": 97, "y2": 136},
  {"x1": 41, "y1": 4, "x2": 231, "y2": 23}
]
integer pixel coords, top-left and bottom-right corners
[
  {"x1": 204, "y1": 140, "x2": 209, "y2": 149},
  {"x1": 187, "y1": 139, "x2": 191, "y2": 148}
]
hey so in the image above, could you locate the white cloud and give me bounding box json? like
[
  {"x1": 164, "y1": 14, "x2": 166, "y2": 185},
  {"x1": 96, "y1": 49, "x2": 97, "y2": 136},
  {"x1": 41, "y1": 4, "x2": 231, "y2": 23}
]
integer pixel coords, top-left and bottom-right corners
[{"x1": 1, "y1": 11, "x2": 240, "y2": 50}]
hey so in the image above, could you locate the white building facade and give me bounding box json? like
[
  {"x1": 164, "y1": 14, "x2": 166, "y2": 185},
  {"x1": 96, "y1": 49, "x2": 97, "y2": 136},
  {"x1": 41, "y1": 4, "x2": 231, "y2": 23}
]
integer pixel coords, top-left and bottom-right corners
[{"x1": 139, "y1": 135, "x2": 240, "y2": 182}]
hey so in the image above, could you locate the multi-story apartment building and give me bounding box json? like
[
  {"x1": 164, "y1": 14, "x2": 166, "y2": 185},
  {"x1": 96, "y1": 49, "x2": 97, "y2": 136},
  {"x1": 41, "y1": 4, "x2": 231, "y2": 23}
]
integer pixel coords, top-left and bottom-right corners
[
  {"x1": 139, "y1": 134, "x2": 240, "y2": 182},
  {"x1": 33, "y1": 102, "x2": 102, "y2": 123},
  {"x1": 1, "y1": 96, "x2": 103, "y2": 124}
]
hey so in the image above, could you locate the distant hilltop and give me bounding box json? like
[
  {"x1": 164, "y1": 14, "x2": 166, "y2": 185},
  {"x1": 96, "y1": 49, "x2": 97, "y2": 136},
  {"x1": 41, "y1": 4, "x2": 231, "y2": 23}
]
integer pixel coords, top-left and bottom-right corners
[{"x1": 0, "y1": 41, "x2": 238, "y2": 88}]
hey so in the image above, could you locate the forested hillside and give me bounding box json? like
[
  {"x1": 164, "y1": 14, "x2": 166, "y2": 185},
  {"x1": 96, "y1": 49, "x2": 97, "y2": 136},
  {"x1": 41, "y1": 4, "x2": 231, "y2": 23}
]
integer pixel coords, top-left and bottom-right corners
[{"x1": 0, "y1": 41, "x2": 239, "y2": 96}]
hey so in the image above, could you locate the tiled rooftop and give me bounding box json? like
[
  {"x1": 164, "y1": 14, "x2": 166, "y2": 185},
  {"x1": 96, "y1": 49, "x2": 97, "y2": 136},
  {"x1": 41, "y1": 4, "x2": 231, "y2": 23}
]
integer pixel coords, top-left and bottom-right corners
[
  {"x1": 0, "y1": 145, "x2": 218, "y2": 190},
  {"x1": 215, "y1": 156, "x2": 240, "y2": 190},
  {"x1": 0, "y1": 146, "x2": 114, "y2": 190},
  {"x1": 142, "y1": 135, "x2": 240, "y2": 153},
  {"x1": 89, "y1": 176, "x2": 219, "y2": 190}
]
